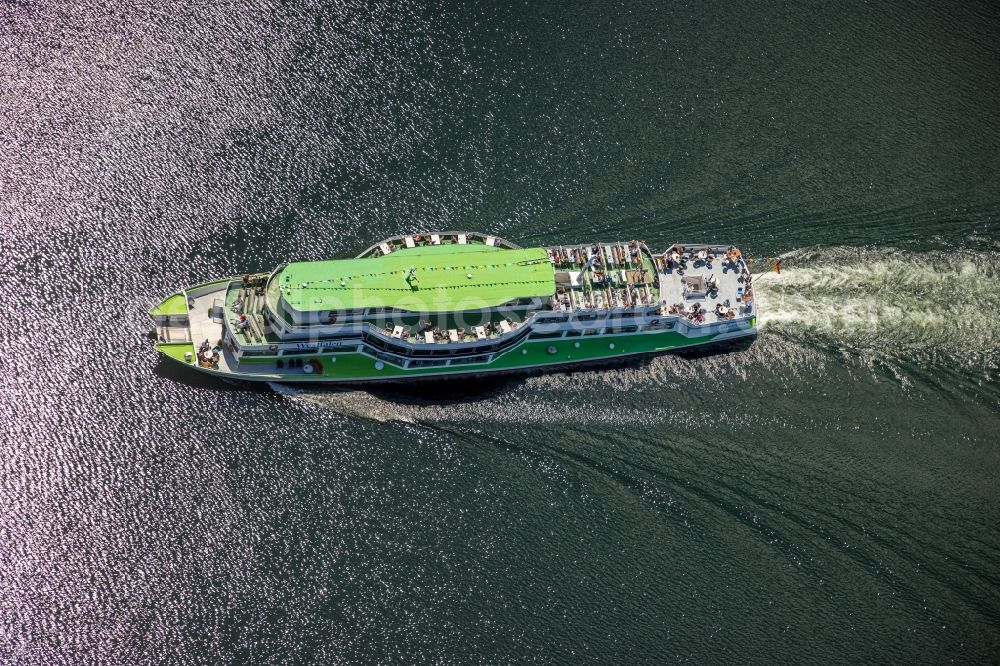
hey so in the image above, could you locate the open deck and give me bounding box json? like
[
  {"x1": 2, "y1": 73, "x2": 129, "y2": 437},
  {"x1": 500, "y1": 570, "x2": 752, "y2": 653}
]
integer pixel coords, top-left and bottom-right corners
[
  {"x1": 654, "y1": 245, "x2": 754, "y2": 323},
  {"x1": 543, "y1": 240, "x2": 659, "y2": 312},
  {"x1": 225, "y1": 275, "x2": 279, "y2": 347}
]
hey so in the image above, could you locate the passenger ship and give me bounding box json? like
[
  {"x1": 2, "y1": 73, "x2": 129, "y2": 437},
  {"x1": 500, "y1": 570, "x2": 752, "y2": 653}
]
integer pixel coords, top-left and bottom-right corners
[{"x1": 149, "y1": 232, "x2": 757, "y2": 384}]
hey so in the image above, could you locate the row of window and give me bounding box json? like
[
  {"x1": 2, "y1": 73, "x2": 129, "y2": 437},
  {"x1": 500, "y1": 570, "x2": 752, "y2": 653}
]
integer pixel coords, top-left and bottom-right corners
[
  {"x1": 374, "y1": 352, "x2": 491, "y2": 369},
  {"x1": 528, "y1": 322, "x2": 672, "y2": 339}
]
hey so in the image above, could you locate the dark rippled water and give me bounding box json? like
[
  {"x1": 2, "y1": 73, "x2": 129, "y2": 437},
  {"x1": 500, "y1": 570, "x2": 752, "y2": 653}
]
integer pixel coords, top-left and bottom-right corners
[{"x1": 2, "y1": 1, "x2": 999, "y2": 662}]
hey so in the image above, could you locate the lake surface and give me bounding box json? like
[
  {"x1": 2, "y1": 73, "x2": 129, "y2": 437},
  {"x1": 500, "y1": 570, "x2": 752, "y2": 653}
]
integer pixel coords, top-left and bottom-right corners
[{"x1": 1, "y1": 0, "x2": 998, "y2": 662}]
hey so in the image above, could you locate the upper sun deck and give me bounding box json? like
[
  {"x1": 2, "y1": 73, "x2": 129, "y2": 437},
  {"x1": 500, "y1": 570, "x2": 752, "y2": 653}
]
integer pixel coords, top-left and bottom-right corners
[{"x1": 276, "y1": 241, "x2": 555, "y2": 315}]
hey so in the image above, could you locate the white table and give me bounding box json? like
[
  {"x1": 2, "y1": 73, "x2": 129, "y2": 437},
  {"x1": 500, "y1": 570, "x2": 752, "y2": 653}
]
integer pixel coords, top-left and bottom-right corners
[
  {"x1": 499, "y1": 320, "x2": 512, "y2": 334},
  {"x1": 448, "y1": 329, "x2": 459, "y2": 342},
  {"x1": 474, "y1": 326, "x2": 487, "y2": 340},
  {"x1": 405, "y1": 236, "x2": 416, "y2": 248},
  {"x1": 424, "y1": 331, "x2": 435, "y2": 344},
  {"x1": 392, "y1": 325, "x2": 404, "y2": 338}
]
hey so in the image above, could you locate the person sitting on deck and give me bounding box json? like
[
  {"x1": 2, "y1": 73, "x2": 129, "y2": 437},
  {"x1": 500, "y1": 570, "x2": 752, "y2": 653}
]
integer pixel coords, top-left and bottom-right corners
[
  {"x1": 200, "y1": 339, "x2": 210, "y2": 352},
  {"x1": 238, "y1": 315, "x2": 250, "y2": 330}
]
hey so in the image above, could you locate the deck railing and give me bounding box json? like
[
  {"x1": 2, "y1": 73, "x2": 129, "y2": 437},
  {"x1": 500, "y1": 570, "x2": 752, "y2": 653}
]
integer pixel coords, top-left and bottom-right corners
[{"x1": 356, "y1": 231, "x2": 520, "y2": 258}]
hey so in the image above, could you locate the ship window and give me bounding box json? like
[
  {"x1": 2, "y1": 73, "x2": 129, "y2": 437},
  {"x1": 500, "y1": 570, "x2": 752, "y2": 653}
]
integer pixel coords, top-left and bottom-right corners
[
  {"x1": 284, "y1": 348, "x2": 318, "y2": 355},
  {"x1": 583, "y1": 328, "x2": 601, "y2": 336},
  {"x1": 529, "y1": 331, "x2": 563, "y2": 339},
  {"x1": 411, "y1": 359, "x2": 448, "y2": 368},
  {"x1": 565, "y1": 330, "x2": 583, "y2": 337},
  {"x1": 336, "y1": 345, "x2": 363, "y2": 353},
  {"x1": 451, "y1": 355, "x2": 489, "y2": 365},
  {"x1": 375, "y1": 351, "x2": 403, "y2": 365}
]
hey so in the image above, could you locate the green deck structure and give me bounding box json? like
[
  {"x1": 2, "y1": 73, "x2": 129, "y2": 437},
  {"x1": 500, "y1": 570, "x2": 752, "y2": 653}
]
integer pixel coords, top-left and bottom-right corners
[
  {"x1": 148, "y1": 293, "x2": 188, "y2": 316},
  {"x1": 277, "y1": 244, "x2": 555, "y2": 313},
  {"x1": 155, "y1": 342, "x2": 194, "y2": 363}
]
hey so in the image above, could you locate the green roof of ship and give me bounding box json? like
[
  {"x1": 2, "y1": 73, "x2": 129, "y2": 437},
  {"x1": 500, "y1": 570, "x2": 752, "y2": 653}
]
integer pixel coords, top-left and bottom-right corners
[{"x1": 277, "y1": 244, "x2": 556, "y2": 313}]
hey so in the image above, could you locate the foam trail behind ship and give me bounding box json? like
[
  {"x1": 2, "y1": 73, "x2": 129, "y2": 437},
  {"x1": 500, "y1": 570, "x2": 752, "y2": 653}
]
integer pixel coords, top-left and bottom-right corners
[{"x1": 753, "y1": 245, "x2": 999, "y2": 373}]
